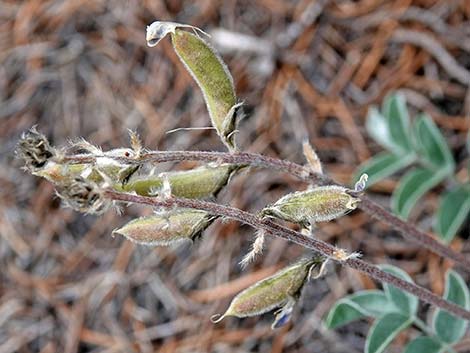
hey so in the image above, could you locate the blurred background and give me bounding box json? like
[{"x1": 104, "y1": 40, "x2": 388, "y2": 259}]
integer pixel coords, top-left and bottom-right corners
[{"x1": 1, "y1": 0, "x2": 469, "y2": 352}]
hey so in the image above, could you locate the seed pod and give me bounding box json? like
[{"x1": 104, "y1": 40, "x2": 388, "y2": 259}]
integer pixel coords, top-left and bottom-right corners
[
  {"x1": 261, "y1": 185, "x2": 361, "y2": 227},
  {"x1": 16, "y1": 127, "x2": 55, "y2": 171},
  {"x1": 212, "y1": 257, "x2": 325, "y2": 325},
  {"x1": 35, "y1": 163, "x2": 85, "y2": 183},
  {"x1": 119, "y1": 164, "x2": 239, "y2": 199},
  {"x1": 35, "y1": 161, "x2": 133, "y2": 186},
  {"x1": 146, "y1": 21, "x2": 240, "y2": 150},
  {"x1": 114, "y1": 209, "x2": 216, "y2": 246}
]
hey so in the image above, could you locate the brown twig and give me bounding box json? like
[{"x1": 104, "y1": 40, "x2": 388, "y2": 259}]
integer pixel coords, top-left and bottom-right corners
[
  {"x1": 104, "y1": 190, "x2": 470, "y2": 321},
  {"x1": 391, "y1": 29, "x2": 470, "y2": 86},
  {"x1": 63, "y1": 150, "x2": 470, "y2": 272}
]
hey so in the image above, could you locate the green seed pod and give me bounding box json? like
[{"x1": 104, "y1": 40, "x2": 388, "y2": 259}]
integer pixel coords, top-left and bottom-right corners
[
  {"x1": 114, "y1": 209, "x2": 216, "y2": 246},
  {"x1": 118, "y1": 164, "x2": 238, "y2": 199},
  {"x1": 35, "y1": 163, "x2": 87, "y2": 183},
  {"x1": 35, "y1": 161, "x2": 133, "y2": 186},
  {"x1": 212, "y1": 257, "x2": 324, "y2": 324},
  {"x1": 261, "y1": 185, "x2": 361, "y2": 227},
  {"x1": 146, "y1": 21, "x2": 240, "y2": 150}
]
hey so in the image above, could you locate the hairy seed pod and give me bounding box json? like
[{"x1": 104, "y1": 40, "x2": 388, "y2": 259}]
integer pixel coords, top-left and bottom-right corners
[
  {"x1": 38, "y1": 162, "x2": 239, "y2": 200},
  {"x1": 119, "y1": 164, "x2": 239, "y2": 199},
  {"x1": 36, "y1": 161, "x2": 132, "y2": 186},
  {"x1": 56, "y1": 176, "x2": 108, "y2": 214},
  {"x1": 35, "y1": 163, "x2": 86, "y2": 183},
  {"x1": 16, "y1": 127, "x2": 55, "y2": 171},
  {"x1": 261, "y1": 185, "x2": 361, "y2": 226},
  {"x1": 212, "y1": 257, "x2": 325, "y2": 324},
  {"x1": 146, "y1": 21, "x2": 240, "y2": 150},
  {"x1": 114, "y1": 209, "x2": 216, "y2": 246}
]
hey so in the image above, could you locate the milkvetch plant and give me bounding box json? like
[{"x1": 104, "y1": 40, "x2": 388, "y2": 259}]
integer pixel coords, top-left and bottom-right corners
[{"x1": 17, "y1": 20, "x2": 470, "y2": 350}]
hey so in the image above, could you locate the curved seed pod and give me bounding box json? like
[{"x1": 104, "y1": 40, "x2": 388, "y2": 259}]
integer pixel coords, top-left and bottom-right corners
[
  {"x1": 119, "y1": 164, "x2": 239, "y2": 199},
  {"x1": 261, "y1": 185, "x2": 362, "y2": 227},
  {"x1": 146, "y1": 21, "x2": 240, "y2": 150},
  {"x1": 212, "y1": 257, "x2": 325, "y2": 325},
  {"x1": 114, "y1": 209, "x2": 216, "y2": 246}
]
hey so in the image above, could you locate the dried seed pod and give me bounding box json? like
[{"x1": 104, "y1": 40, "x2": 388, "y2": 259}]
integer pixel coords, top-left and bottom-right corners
[
  {"x1": 119, "y1": 164, "x2": 239, "y2": 199},
  {"x1": 114, "y1": 209, "x2": 216, "y2": 246},
  {"x1": 146, "y1": 21, "x2": 240, "y2": 150},
  {"x1": 16, "y1": 127, "x2": 56, "y2": 171},
  {"x1": 56, "y1": 176, "x2": 108, "y2": 214},
  {"x1": 212, "y1": 257, "x2": 325, "y2": 326},
  {"x1": 261, "y1": 185, "x2": 362, "y2": 227}
]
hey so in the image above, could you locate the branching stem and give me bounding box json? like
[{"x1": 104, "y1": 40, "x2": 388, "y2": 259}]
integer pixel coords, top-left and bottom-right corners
[
  {"x1": 63, "y1": 150, "x2": 470, "y2": 272},
  {"x1": 104, "y1": 190, "x2": 470, "y2": 321}
]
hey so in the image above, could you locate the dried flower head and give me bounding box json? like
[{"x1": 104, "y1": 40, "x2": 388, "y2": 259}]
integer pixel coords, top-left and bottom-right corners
[
  {"x1": 56, "y1": 176, "x2": 108, "y2": 214},
  {"x1": 114, "y1": 209, "x2": 216, "y2": 246},
  {"x1": 212, "y1": 256, "x2": 325, "y2": 328},
  {"x1": 16, "y1": 127, "x2": 55, "y2": 171}
]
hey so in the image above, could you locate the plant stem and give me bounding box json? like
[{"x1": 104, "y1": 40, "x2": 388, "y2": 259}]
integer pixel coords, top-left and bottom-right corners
[
  {"x1": 63, "y1": 150, "x2": 470, "y2": 272},
  {"x1": 104, "y1": 189, "x2": 470, "y2": 321}
]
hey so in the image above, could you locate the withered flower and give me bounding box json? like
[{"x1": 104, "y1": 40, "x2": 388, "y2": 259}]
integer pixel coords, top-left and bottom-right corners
[
  {"x1": 56, "y1": 176, "x2": 108, "y2": 214},
  {"x1": 16, "y1": 127, "x2": 55, "y2": 171}
]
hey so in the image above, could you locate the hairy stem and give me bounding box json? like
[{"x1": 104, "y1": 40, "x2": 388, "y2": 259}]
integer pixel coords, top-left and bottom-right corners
[
  {"x1": 63, "y1": 150, "x2": 470, "y2": 272},
  {"x1": 104, "y1": 190, "x2": 470, "y2": 321}
]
